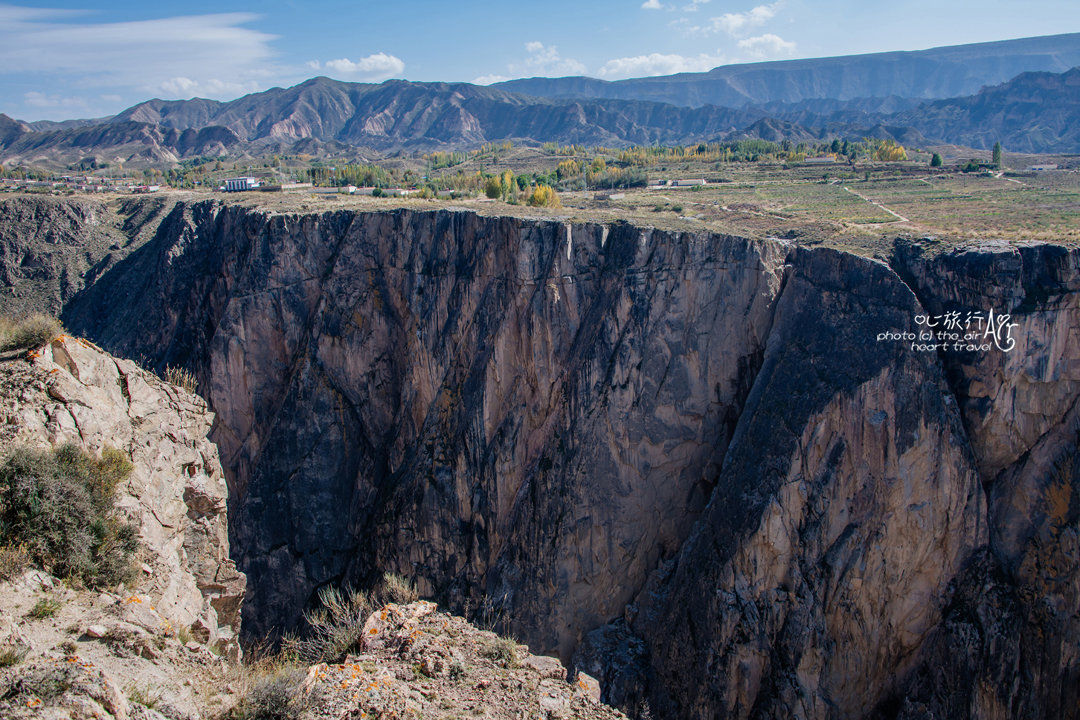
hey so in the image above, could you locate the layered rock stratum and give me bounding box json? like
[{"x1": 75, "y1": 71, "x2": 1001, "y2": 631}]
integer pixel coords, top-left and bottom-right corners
[{"x1": 0, "y1": 195, "x2": 1077, "y2": 719}]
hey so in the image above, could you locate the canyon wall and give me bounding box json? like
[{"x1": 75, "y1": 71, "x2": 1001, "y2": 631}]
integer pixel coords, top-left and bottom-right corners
[{"x1": 5, "y1": 196, "x2": 1074, "y2": 718}]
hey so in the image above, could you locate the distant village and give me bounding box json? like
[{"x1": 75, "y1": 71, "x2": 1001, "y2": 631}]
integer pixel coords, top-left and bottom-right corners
[
  {"x1": 1, "y1": 154, "x2": 1070, "y2": 200},
  {"x1": 0, "y1": 174, "x2": 162, "y2": 194},
  {"x1": 0, "y1": 173, "x2": 753, "y2": 197},
  {"x1": 0, "y1": 174, "x2": 447, "y2": 198}
]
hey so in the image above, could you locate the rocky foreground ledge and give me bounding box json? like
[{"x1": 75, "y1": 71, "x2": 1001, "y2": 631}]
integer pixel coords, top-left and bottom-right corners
[
  {"x1": 261, "y1": 600, "x2": 620, "y2": 720},
  {"x1": 0, "y1": 578, "x2": 620, "y2": 719},
  {"x1": 0, "y1": 335, "x2": 245, "y2": 655},
  {"x1": 0, "y1": 337, "x2": 622, "y2": 719}
]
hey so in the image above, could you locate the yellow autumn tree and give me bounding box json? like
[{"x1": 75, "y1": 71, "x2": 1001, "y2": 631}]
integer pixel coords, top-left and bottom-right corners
[
  {"x1": 557, "y1": 159, "x2": 582, "y2": 179},
  {"x1": 874, "y1": 139, "x2": 908, "y2": 162},
  {"x1": 527, "y1": 184, "x2": 561, "y2": 208},
  {"x1": 500, "y1": 170, "x2": 515, "y2": 199}
]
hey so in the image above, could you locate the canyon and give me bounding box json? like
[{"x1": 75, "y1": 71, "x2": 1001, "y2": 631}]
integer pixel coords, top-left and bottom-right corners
[{"x1": 1, "y1": 194, "x2": 1077, "y2": 718}]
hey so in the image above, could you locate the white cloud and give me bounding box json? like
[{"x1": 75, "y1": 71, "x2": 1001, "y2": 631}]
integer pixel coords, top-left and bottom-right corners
[
  {"x1": 0, "y1": 6, "x2": 282, "y2": 108},
  {"x1": 0, "y1": 5, "x2": 415, "y2": 118},
  {"x1": 512, "y1": 41, "x2": 586, "y2": 77},
  {"x1": 158, "y1": 76, "x2": 263, "y2": 98},
  {"x1": 473, "y1": 74, "x2": 511, "y2": 85},
  {"x1": 473, "y1": 42, "x2": 584, "y2": 87},
  {"x1": 0, "y1": 5, "x2": 85, "y2": 22},
  {"x1": 308, "y1": 53, "x2": 405, "y2": 81},
  {"x1": 598, "y1": 51, "x2": 726, "y2": 78},
  {"x1": 714, "y1": 3, "x2": 778, "y2": 34},
  {"x1": 737, "y1": 33, "x2": 796, "y2": 57},
  {"x1": 641, "y1": 0, "x2": 665, "y2": 9},
  {"x1": 679, "y1": 1, "x2": 783, "y2": 36},
  {"x1": 23, "y1": 91, "x2": 89, "y2": 109}
]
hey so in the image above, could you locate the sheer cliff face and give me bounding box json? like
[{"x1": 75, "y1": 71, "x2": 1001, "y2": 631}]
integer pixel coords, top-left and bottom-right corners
[
  {"x1": 883, "y1": 242, "x2": 1080, "y2": 719},
  {"x1": 49, "y1": 200, "x2": 1080, "y2": 719},
  {"x1": 613, "y1": 248, "x2": 988, "y2": 718},
  {"x1": 64, "y1": 204, "x2": 788, "y2": 656}
]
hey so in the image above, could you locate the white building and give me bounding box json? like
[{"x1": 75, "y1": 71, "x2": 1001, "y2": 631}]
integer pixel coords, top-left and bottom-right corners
[{"x1": 223, "y1": 177, "x2": 260, "y2": 192}]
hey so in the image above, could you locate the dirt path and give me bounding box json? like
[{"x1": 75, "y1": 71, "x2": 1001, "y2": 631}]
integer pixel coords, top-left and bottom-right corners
[
  {"x1": 994, "y1": 171, "x2": 1027, "y2": 186},
  {"x1": 842, "y1": 186, "x2": 910, "y2": 223}
]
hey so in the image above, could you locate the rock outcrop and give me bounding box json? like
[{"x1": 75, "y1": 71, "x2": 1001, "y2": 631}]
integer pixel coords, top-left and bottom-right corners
[
  {"x1": 245, "y1": 600, "x2": 624, "y2": 720},
  {"x1": 0, "y1": 569, "x2": 241, "y2": 719},
  {"x1": 0, "y1": 335, "x2": 245, "y2": 653},
  {"x1": 8, "y1": 197, "x2": 1076, "y2": 719}
]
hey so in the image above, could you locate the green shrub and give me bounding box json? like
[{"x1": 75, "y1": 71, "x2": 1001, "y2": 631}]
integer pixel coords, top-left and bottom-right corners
[
  {"x1": 28, "y1": 596, "x2": 61, "y2": 619},
  {"x1": 0, "y1": 445, "x2": 137, "y2": 588},
  {"x1": 0, "y1": 314, "x2": 64, "y2": 352}
]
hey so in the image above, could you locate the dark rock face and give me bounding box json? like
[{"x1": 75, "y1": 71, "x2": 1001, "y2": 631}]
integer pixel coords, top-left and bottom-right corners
[
  {"x1": 64, "y1": 204, "x2": 788, "y2": 656},
  {"x1": 34, "y1": 200, "x2": 1080, "y2": 719},
  {"x1": 880, "y1": 241, "x2": 1080, "y2": 720},
  {"x1": 591, "y1": 247, "x2": 988, "y2": 718}
]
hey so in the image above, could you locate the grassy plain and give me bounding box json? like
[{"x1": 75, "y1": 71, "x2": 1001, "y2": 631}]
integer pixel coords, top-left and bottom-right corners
[{"x1": 223, "y1": 159, "x2": 1080, "y2": 257}]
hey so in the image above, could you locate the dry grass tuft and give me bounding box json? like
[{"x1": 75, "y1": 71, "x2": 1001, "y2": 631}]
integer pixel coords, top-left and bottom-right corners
[
  {"x1": 28, "y1": 596, "x2": 62, "y2": 619},
  {"x1": 382, "y1": 572, "x2": 419, "y2": 605},
  {"x1": 163, "y1": 365, "x2": 198, "y2": 394},
  {"x1": 0, "y1": 314, "x2": 64, "y2": 352},
  {"x1": 282, "y1": 585, "x2": 374, "y2": 665},
  {"x1": 0, "y1": 644, "x2": 29, "y2": 667}
]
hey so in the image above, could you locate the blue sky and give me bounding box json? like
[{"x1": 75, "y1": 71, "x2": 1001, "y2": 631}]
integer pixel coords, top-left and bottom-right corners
[{"x1": 1, "y1": 0, "x2": 1078, "y2": 120}]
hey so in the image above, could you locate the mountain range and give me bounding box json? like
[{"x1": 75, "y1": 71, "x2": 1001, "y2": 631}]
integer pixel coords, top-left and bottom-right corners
[
  {"x1": 494, "y1": 32, "x2": 1080, "y2": 107},
  {"x1": 1, "y1": 33, "x2": 1079, "y2": 166}
]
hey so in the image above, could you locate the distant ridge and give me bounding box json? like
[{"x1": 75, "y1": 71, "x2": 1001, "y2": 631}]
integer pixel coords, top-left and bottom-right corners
[
  {"x1": 2, "y1": 37, "x2": 1080, "y2": 166},
  {"x1": 494, "y1": 33, "x2": 1080, "y2": 108}
]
